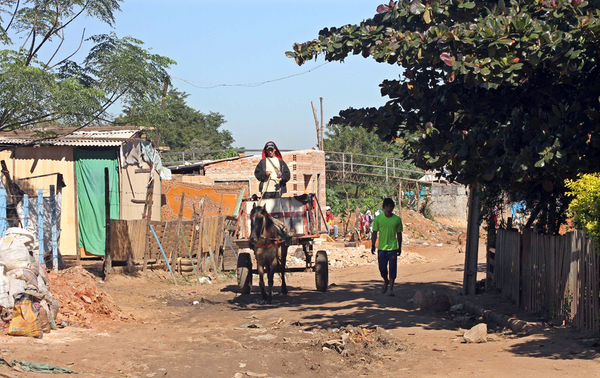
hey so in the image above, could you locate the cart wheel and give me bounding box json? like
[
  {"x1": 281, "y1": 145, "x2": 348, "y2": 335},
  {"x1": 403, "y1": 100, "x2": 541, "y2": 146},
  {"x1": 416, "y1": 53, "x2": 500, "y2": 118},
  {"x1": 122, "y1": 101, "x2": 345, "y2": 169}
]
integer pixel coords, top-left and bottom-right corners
[
  {"x1": 237, "y1": 252, "x2": 252, "y2": 294},
  {"x1": 315, "y1": 250, "x2": 328, "y2": 292}
]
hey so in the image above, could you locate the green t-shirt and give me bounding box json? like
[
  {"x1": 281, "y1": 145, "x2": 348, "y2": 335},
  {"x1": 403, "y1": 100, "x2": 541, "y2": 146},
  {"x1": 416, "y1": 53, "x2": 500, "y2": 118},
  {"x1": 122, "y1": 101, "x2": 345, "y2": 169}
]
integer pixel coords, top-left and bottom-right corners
[{"x1": 372, "y1": 213, "x2": 403, "y2": 251}]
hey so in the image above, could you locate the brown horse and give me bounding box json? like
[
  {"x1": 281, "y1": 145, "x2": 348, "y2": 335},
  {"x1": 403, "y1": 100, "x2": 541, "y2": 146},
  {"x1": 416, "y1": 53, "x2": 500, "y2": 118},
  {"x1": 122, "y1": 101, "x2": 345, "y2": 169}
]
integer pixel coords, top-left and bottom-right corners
[{"x1": 249, "y1": 205, "x2": 288, "y2": 303}]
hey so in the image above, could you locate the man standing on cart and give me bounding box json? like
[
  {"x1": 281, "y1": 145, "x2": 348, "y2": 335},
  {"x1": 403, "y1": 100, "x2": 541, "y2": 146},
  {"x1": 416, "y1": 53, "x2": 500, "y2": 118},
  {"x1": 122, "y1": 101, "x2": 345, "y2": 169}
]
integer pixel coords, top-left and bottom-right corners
[
  {"x1": 254, "y1": 141, "x2": 292, "y2": 243},
  {"x1": 254, "y1": 141, "x2": 291, "y2": 199}
]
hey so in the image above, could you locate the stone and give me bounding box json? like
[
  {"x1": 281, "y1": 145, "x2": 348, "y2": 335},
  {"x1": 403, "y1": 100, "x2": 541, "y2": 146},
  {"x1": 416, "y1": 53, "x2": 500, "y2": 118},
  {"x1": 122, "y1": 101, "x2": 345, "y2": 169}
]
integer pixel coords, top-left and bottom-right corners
[
  {"x1": 450, "y1": 303, "x2": 464, "y2": 312},
  {"x1": 412, "y1": 290, "x2": 451, "y2": 311},
  {"x1": 463, "y1": 323, "x2": 487, "y2": 343}
]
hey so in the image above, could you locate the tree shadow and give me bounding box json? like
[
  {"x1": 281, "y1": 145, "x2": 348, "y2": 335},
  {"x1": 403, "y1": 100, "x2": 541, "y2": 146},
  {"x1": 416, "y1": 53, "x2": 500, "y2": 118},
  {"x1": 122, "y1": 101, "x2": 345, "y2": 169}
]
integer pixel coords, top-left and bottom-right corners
[{"x1": 222, "y1": 277, "x2": 599, "y2": 361}]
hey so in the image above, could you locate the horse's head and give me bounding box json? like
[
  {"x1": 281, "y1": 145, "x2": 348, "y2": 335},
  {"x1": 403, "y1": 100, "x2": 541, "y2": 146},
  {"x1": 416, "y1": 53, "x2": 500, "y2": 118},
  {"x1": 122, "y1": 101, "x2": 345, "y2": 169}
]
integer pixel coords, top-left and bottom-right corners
[{"x1": 249, "y1": 204, "x2": 271, "y2": 245}]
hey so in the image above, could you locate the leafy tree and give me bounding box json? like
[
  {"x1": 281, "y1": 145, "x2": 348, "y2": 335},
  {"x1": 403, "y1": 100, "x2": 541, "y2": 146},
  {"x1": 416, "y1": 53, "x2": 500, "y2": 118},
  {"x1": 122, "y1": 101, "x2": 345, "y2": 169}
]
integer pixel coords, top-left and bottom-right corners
[
  {"x1": 117, "y1": 88, "x2": 234, "y2": 155},
  {"x1": 324, "y1": 123, "x2": 420, "y2": 223},
  {"x1": 0, "y1": 1, "x2": 175, "y2": 133},
  {"x1": 565, "y1": 173, "x2": 600, "y2": 246},
  {"x1": 289, "y1": 0, "x2": 600, "y2": 234}
]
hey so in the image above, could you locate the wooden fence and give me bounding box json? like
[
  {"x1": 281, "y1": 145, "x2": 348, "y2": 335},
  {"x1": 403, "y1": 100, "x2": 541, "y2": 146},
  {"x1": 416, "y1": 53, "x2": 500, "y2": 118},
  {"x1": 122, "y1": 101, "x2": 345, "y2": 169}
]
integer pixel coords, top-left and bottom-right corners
[
  {"x1": 493, "y1": 228, "x2": 600, "y2": 332},
  {"x1": 109, "y1": 214, "x2": 239, "y2": 275},
  {"x1": 0, "y1": 186, "x2": 60, "y2": 270}
]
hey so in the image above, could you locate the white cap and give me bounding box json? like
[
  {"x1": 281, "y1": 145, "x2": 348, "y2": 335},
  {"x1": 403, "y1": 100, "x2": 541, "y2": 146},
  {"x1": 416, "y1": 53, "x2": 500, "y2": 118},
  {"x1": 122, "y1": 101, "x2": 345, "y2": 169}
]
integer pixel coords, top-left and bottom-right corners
[{"x1": 325, "y1": 206, "x2": 331, "y2": 210}]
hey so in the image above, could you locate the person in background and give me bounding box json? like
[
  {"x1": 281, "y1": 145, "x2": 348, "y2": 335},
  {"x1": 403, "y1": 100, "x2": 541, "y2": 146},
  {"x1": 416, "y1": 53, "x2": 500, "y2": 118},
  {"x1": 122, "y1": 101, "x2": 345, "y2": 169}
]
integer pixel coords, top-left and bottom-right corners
[
  {"x1": 371, "y1": 198, "x2": 403, "y2": 296},
  {"x1": 325, "y1": 206, "x2": 338, "y2": 238},
  {"x1": 364, "y1": 209, "x2": 373, "y2": 238},
  {"x1": 254, "y1": 141, "x2": 291, "y2": 199}
]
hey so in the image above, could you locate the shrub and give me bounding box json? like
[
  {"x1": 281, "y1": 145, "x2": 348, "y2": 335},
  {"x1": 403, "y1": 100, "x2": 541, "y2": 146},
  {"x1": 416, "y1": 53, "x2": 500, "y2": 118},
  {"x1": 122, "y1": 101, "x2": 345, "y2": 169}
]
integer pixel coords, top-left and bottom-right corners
[{"x1": 565, "y1": 173, "x2": 600, "y2": 247}]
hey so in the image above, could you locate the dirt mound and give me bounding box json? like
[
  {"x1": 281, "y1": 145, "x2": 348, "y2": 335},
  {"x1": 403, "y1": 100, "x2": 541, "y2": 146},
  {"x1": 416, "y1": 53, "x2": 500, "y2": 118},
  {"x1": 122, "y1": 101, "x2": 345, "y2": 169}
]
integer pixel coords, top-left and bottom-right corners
[
  {"x1": 402, "y1": 210, "x2": 465, "y2": 246},
  {"x1": 47, "y1": 266, "x2": 132, "y2": 327}
]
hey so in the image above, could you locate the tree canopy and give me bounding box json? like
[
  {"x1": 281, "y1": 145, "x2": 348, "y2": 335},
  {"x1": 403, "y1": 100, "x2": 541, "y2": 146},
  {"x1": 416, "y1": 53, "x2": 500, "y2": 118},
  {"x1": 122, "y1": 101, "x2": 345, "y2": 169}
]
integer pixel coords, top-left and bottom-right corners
[
  {"x1": 288, "y1": 0, "x2": 600, "y2": 195},
  {"x1": 0, "y1": 0, "x2": 175, "y2": 133},
  {"x1": 117, "y1": 88, "x2": 235, "y2": 153}
]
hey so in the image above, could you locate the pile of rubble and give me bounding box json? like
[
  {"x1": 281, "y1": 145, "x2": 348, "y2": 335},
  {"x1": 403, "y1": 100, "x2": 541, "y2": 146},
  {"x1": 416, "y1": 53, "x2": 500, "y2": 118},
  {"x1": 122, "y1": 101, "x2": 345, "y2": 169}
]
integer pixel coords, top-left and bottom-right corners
[
  {"x1": 286, "y1": 245, "x2": 428, "y2": 269},
  {"x1": 0, "y1": 228, "x2": 127, "y2": 338},
  {"x1": 47, "y1": 265, "x2": 130, "y2": 327}
]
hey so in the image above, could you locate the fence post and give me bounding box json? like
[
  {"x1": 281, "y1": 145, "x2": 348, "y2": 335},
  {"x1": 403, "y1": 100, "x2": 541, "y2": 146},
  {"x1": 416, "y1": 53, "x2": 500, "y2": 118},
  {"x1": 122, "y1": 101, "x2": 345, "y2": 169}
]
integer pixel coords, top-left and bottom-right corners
[
  {"x1": 342, "y1": 153, "x2": 345, "y2": 179},
  {"x1": 0, "y1": 189, "x2": 6, "y2": 238},
  {"x1": 50, "y1": 185, "x2": 58, "y2": 271},
  {"x1": 23, "y1": 194, "x2": 29, "y2": 227},
  {"x1": 385, "y1": 158, "x2": 388, "y2": 182},
  {"x1": 38, "y1": 189, "x2": 44, "y2": 266}
]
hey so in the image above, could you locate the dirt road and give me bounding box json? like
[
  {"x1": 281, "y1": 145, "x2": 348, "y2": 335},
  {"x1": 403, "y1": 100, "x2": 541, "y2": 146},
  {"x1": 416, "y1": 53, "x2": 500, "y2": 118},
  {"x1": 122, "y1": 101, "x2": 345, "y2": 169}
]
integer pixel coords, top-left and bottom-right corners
[{"x1": 1, "y1": 241, "x2": 599, "y2": 377}]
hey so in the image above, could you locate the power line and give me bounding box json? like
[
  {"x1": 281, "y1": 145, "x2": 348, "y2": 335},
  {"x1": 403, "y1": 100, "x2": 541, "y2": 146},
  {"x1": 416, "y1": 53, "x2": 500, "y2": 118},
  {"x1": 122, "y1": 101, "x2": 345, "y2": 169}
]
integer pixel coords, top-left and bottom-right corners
[{"x1": 172, "y1": 62, "x2": 329, "y2": 89}]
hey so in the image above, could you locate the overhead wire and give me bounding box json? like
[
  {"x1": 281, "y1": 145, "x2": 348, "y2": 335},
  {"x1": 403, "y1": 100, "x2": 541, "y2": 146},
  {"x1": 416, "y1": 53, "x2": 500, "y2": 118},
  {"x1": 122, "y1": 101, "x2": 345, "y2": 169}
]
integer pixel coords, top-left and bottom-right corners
[{"x1": 172, "y1": 62, "x2": 329, "y2": 89}]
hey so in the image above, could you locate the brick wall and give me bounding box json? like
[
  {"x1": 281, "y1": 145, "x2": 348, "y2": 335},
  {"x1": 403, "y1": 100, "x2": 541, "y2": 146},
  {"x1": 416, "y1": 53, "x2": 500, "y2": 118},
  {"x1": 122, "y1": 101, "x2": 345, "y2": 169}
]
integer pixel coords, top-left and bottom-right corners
[{"x1": 199, "y1": 148, "x2": 327, "y2": 207}]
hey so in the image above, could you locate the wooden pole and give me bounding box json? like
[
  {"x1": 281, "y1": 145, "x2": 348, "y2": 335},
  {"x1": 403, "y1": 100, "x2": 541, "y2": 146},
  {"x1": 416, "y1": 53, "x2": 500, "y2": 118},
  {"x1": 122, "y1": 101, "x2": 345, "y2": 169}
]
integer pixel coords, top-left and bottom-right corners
[
  {"x1": 171, "y1": 193, "x2": 185, "y2": 272},
  {"x1": 50, "y1": 185, "x2": 58, "y2": 271},
  {"x1": 142, "y1": 178, "x2": 154, "y2": 273},
  {"x1": 103, "y1": 168, "x2": 112, "y2": 279},
  {"x1": 196, "y1": 199, "x2": 205, "y2": 270},
  {"x1": 416, "y1": 182, "x2": 421, "y2": 213},
  {"x1": 463, "y1": 183, "x2": 480, "y2": 295},
  {"x1": 311, "y1": 101, "x2": 320, "y2": 149},
  {"x1": 320, "y1": 97, "x2": 324, "y2": 150}
]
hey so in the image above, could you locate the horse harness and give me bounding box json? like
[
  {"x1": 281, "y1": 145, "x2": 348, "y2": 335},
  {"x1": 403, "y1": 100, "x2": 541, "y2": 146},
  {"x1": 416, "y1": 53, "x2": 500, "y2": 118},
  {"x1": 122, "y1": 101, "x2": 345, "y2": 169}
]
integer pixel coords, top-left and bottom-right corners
[
  {"x1": 253, "y1": 239, "x2": 286, "y2": 249},
  {"x1": 252, "y1": 209, "x2": 286, "y2": 249}
]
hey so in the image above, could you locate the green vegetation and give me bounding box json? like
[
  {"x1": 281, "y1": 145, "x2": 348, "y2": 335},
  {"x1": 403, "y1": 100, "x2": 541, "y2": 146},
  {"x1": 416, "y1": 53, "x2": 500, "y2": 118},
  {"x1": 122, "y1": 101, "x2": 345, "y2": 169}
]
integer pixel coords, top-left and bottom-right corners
[
  {"x1": 565, "y1": 173, "x2": 600, "y2": 246},
  {"x1": 117, "y1": 88, "x2": 235, "y2": 155},
  {"x1": 324, "y1": 123, "x2": 423, "y2": 223},
  {"x1": 289, "y1": 0, "x2": 600, "y2": 234},
  {"x1": 0, "y1": 1, "x2": 174, "y2": 133}
]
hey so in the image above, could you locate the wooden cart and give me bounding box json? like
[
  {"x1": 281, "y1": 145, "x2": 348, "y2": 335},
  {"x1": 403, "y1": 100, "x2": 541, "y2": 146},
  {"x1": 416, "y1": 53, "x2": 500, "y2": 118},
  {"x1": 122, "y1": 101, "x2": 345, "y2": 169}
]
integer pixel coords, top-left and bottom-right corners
[{"x1": 234, "y1": 193, "x2": 329, "y2": 293}]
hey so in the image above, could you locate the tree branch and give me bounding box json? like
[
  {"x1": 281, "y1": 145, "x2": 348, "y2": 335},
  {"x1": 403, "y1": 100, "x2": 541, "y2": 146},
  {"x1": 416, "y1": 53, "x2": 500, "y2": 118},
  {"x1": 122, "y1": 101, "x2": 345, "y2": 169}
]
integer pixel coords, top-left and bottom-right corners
[
  {"x1": 48, "y1": 28, "x2": 86, "y2": 70},
  {"x1": 3, "y1": 0, "x2": 20, "y2": 34}
]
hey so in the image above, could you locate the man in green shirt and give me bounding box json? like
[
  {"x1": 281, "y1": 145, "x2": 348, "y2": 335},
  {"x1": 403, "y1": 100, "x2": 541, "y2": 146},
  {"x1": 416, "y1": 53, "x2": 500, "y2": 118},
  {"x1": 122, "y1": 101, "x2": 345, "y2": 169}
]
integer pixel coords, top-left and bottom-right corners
[{"x1": 371, "y1": 198, "x2": 403, "y2": 296}]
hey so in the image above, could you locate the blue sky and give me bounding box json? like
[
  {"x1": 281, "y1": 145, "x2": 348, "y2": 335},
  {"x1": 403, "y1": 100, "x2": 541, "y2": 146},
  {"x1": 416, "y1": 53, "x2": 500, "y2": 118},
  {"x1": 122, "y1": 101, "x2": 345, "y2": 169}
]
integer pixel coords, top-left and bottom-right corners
[{"x1": 45, "y1": 1, "x2": 404, "y2": 150}]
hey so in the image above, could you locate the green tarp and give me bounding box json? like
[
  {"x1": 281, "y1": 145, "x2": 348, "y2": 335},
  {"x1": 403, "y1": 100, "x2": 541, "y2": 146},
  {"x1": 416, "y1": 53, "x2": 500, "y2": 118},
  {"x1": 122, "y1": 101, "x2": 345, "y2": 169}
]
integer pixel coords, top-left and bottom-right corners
[
  {"x1": 0, "y1": 357, "x2": 81, "y2": 373},
  {"x1": 74, "y1": 149, "x2": 119, "y2": 256}
]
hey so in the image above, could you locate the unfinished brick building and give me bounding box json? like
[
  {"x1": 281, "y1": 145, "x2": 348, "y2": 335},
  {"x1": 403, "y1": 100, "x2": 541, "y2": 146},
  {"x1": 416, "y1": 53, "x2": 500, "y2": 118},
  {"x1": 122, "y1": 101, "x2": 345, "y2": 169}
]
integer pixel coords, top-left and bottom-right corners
[{"x1": 171, "y1": 148, "x2": 327, "y2": 207}]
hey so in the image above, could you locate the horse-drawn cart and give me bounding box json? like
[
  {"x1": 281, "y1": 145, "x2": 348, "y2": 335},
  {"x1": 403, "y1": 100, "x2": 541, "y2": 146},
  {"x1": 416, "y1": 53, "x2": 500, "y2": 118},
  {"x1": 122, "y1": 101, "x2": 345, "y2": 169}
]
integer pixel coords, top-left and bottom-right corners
[{"x1": 234, "y1": 193, "x2": 329, "y2": 294}]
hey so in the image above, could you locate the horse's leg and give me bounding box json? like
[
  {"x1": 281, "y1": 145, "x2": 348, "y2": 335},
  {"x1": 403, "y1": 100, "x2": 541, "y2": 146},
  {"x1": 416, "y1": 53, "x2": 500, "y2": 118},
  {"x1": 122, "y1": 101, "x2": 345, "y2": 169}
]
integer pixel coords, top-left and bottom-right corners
[
  {"x1": 257, "y1": 260, "x2": 268, "y2": 301},
  {"x1": 279, "y1": 245, "x2": 288, "y2": 295},
  {"x1": 267, "y1": 255, "x2": 276, "y2": 304}
]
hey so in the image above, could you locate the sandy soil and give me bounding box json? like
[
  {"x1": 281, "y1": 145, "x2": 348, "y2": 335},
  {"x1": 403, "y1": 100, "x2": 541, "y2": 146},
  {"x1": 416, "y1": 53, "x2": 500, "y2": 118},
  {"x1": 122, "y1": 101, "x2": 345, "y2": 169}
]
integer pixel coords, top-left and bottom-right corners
[{"x1": 1, "y1": 215, "x2": 599, "y2": 377}]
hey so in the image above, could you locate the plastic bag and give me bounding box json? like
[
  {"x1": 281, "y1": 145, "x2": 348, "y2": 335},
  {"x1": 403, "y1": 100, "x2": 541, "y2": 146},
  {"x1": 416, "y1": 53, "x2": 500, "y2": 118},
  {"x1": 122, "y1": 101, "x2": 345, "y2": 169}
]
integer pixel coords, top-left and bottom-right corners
[
  {"x1": 0, "y1": 232, "x2": 31, "y2": 268},
  {"x1": 8, "y1": 294, "x2": 42, "y2": 338},
  {"x1": 0, "y1": 265, "x2": 9, "y2": 309}
]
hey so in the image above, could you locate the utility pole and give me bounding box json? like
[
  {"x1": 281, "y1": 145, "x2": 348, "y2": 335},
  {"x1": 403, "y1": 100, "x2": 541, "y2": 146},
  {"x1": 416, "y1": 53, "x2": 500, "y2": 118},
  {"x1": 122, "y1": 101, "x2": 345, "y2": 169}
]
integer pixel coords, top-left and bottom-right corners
[
  {"x1": 311, "y1": 101, "x2": 321, "y2": 150},
  {"x1": 320, "y1": 97, "x2": 324, "y2": 150}
]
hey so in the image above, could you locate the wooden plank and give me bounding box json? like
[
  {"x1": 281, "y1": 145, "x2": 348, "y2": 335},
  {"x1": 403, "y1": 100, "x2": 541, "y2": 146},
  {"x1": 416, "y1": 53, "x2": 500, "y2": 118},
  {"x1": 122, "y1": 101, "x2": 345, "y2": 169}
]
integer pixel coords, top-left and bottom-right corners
[
  {"x1": 171, "y1": 193, "x2": 185, "y2": 270},
  {"x1": 196, "y1": 199, "x2": 205, "y2": 270},
  {"x1": 142, "y1": 179, "x2": 154, "y2": 273}
]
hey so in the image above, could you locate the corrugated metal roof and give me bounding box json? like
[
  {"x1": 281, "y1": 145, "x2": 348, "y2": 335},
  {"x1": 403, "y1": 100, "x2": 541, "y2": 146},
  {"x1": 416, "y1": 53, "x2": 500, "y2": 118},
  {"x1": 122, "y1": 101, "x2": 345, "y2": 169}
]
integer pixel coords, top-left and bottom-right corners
[{"x1": 0, "y1": 127, "x2": 145, "y2": 147}]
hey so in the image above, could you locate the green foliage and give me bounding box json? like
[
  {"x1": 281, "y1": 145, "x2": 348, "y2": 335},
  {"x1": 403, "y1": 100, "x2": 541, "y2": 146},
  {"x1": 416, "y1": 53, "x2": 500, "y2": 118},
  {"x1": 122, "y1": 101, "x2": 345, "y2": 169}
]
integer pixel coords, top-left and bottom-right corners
[
  {"x1": 117, "y1": 88, "x2": 234, "y2": 153},
  {"x1": 0, "y1": 1, "x2": 175, "y2": 131},
  {"x1": 566, "y1": 173, "x2": 600, "y2": 245},
  {"x1": 289, "y1": 0, "x2": 600, "y2": 217},
  {"x1": 324, "y1": 123, "x2": 420, "y2": 218}
]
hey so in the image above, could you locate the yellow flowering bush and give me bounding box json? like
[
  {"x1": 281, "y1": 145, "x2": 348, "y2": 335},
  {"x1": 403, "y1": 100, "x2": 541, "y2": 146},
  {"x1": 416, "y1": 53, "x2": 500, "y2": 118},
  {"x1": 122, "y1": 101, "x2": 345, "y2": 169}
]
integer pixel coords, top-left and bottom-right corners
[{"x1": 565, "y1": 173, "x2": 600, "y2": 246}]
